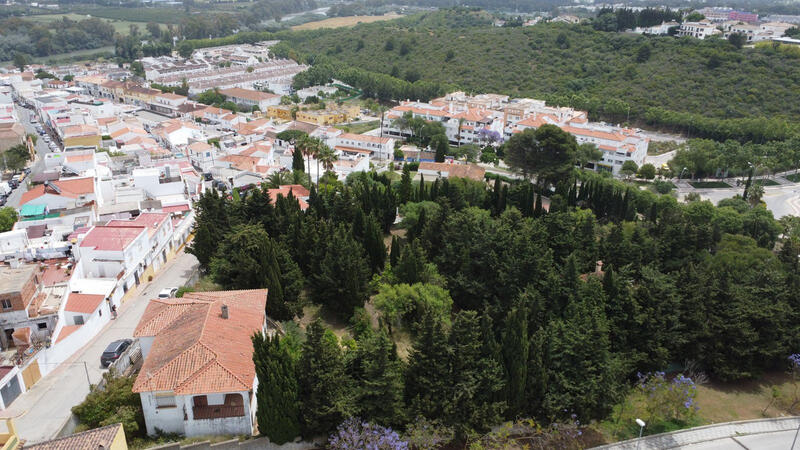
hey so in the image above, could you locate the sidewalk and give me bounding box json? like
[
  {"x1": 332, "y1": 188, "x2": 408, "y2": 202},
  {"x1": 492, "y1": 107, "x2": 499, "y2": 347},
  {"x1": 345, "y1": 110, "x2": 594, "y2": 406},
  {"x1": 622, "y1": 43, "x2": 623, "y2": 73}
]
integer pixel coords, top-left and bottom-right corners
[
  {"x1": 593, "y1": 417, "x2": 800, "y2": 449},
  {"x1": 0, "y1": 250, "x2": 199, "y2": 444}
]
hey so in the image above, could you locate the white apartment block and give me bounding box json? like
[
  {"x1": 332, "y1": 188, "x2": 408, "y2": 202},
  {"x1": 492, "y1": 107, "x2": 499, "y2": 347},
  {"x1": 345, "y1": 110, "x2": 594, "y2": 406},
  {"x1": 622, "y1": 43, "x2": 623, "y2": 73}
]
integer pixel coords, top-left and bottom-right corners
[{"x1": 677, "y1": 22, "x2": 722, "y2": 39}]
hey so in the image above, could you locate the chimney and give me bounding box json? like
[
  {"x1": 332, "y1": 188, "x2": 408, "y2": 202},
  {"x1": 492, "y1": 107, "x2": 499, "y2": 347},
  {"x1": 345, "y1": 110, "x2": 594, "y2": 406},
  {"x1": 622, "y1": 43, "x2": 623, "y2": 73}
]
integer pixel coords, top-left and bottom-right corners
[
  {"x1": 220, "y1": 304, "x2": 229, "y2": 319},
  {"x1": 595, "y1": 260, "x2": 604, "y2": 275}
]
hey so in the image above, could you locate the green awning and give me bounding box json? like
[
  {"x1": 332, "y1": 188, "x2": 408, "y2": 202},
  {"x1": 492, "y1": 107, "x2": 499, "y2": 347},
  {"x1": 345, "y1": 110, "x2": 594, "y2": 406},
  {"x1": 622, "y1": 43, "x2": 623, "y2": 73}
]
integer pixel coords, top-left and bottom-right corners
[{"x1": 20, "y1": 204, "x2": 46, "y2": 217}]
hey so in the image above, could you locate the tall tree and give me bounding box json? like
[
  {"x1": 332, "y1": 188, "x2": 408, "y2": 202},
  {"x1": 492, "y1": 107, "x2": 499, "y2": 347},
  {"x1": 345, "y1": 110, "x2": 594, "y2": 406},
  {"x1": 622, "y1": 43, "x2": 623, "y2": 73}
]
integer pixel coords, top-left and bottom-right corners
[
  {"x1": 399, "y1": 164, "x2": 413, "y2": 204},
  {"x1": 188, "y1": 189, "x2": 229, "y2": 270},
  {"x1": 502, "y1": 297, "x2": 529, "y2": 418},
  {"x1": 351, "y1": 329, "x2": 405, "y2": 426},
  {"x1": 363, "y1": 215, "x2": 387, "y2": 274},
  {"x1": 405, "y1": 310, "x2": 451, "y2": 420},
  {"x1": 310, "y1": 225, "x2": 370, "y2": 319},
  {"x1": 297, "y1": 320, "x2": 353, "y2": 436},
  {"x1": 504, "y1": 125, "x2": 577, "y2": 188},
  {"x1": 252, "y1": 332, "x2": 300, "y2": 444}
]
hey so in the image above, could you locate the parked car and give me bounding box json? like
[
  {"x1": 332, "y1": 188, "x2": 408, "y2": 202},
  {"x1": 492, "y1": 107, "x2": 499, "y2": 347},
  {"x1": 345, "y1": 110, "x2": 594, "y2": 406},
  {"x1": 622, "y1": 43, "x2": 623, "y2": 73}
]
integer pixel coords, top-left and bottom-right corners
[
  {"x1": 8, "y1": 180, "x2": 19, "y2": 189},
  {"x1": 100, "y1": 339, "x2": 132, "y2": 367},
  {"x1": 158, "y1": 287, "x2": 178, "y2": 298}
]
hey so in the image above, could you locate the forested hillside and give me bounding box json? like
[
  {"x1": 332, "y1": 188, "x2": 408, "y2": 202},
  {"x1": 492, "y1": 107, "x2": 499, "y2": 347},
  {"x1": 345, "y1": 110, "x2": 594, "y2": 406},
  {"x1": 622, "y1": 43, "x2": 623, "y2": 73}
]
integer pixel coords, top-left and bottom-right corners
[{"x1": 273, "y1": 9, "x2": 800, "y2": 141}]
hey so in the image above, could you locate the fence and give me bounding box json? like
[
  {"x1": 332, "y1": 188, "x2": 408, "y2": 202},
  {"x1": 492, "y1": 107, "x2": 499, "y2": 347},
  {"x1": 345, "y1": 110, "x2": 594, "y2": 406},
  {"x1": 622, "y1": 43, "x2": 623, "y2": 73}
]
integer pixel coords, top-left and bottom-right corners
[{"x1": 147, "y1": 437, "x2": 316, "y2": 450}]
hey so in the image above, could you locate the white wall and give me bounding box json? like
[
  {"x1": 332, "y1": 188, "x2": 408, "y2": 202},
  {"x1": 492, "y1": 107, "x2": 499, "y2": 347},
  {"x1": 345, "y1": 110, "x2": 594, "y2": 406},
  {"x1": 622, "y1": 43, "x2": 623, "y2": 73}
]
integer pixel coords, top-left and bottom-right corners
[
  {"x1": 37, "y1": 297, "x2": 110, "y2": 376},
  {"x1": 141, "y1": 391, "x2": 185, "y2": 436}
]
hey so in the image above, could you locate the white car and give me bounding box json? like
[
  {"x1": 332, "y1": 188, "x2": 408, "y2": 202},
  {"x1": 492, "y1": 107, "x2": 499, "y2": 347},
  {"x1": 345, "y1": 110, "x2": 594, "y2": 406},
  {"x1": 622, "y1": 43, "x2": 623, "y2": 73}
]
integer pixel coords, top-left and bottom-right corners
[{"x1": 157, "y1": 287, "x2": 178, "y2": 298}]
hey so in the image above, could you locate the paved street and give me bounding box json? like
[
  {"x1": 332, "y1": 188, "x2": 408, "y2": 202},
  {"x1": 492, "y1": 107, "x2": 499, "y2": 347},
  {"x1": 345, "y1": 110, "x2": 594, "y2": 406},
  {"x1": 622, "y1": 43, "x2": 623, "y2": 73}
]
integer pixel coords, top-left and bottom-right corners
[
  {"x1": 1, "y1": 250, "x2": 199, "y2": 444},
  {"x1": 5, "y1": 104, "x2": 53, "y2": 208}
]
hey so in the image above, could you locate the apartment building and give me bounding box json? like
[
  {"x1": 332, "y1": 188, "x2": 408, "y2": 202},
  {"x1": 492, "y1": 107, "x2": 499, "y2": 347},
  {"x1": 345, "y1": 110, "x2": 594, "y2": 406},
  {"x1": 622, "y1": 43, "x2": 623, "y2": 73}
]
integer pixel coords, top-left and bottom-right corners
[
  {"x1": 218, "y1": 87, "x2": 281, "y2": 111},
  {"x1": 678, "y1": 21, "x2": 722, "y2": 39}
]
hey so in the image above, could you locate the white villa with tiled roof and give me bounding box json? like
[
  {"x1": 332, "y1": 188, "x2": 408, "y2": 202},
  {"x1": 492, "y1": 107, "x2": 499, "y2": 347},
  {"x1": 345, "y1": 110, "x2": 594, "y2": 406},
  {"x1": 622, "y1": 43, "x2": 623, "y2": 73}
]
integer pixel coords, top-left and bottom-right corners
[{"x1": 133, "y1": 290, "x2": 268, "y2": 437}]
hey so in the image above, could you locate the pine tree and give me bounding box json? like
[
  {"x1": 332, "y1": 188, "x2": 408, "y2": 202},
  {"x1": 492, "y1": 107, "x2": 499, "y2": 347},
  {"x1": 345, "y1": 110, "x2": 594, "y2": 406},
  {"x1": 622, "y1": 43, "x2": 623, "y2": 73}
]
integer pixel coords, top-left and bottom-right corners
[
  {"x1": 405, "y1": 310, "x2": 451, "y2": 420},
  {"x1": 252, "y1": 332, "x2": 300, "y2": 444},
  {"x1": 400, "y1": 164, "x2": 413, "y2": 204},
  {"x1": 394, "y1": 240, "x2": 428, "y2": 284},
  {"x1": 389, "y1": 235, "x2": 401, "y2": 267},
  {"x1": 297, "y1": 319, "x2": 353, "y2": 436},
  {"x1": 352, "y1": 330, "x2": 405, "y2": 426}
]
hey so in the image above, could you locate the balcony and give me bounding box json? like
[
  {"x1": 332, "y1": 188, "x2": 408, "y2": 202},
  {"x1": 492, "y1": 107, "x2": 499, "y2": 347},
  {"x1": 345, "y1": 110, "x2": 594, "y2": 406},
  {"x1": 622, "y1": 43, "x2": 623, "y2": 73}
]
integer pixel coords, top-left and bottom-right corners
[{"x1": 192, "y1": 405, "x2": 244, "y2": 420}]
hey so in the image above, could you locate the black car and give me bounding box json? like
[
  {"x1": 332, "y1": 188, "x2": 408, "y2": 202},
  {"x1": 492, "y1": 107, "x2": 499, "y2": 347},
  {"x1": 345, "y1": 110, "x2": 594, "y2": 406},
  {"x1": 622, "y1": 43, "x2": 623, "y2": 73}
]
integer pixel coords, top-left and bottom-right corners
[{"x1": 100, "y1": 339, "x2": 132, "y2": 367}]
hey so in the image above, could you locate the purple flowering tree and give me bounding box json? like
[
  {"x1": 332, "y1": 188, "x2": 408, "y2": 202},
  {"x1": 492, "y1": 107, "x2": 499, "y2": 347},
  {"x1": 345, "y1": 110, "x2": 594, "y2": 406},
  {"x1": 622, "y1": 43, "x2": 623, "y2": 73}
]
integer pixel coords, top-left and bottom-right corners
[
  {"x1": 329, "y1": 418, "x2": 409, "y2": 450},
  {"x1": 788, "y1": 354, "x2": 800, "y2": 413},
  {"x1": 637, "y1": 372, "x2": 699, "y2": 425}
]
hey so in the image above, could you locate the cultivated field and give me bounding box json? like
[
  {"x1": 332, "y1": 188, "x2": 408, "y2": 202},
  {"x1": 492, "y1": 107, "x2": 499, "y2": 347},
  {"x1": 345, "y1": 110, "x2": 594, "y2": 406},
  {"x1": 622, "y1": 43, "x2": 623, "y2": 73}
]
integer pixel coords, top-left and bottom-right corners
[
  {"x1": 291, "y1": 13, "x2": 403, "y2": 30},
  {"x1": 24, "y1": 13, "x2": 163, "y2": 35}
]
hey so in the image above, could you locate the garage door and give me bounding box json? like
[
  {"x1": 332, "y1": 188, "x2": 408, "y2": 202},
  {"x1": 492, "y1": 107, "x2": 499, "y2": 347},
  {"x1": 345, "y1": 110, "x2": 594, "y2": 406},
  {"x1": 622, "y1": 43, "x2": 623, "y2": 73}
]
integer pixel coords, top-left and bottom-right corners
[{"x1": 1, "y1": 375, "x2": 21, "y2": 408}]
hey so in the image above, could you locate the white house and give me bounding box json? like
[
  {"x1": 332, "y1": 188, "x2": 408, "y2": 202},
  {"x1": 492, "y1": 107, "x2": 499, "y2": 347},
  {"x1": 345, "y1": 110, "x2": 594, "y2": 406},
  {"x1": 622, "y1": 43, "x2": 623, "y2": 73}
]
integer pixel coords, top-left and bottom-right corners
[
  {"x1": 106, "y1": 212, "x2": 174, "y2": 272},
  {"x1": 74, "y1": 225, "x2": 150, "y2": 294},
  {"x1": 132, "y1": 165, "x2": 185, "y2": 200},
  {"x1": 218, "y1": 88, "x2": 281, "y2": 111},
  {"x1": 19, "y1": 177, "x2": 98, "y2": 210},
  {"x1": 678, "y1": 21, "x2": 722, "y2": 39},
  {"x1": 133, "y1": 290, "x2": 269, "y2": 437},
  {"x1": 335, "y1": 133, "x2": 395, "y2": 161}
]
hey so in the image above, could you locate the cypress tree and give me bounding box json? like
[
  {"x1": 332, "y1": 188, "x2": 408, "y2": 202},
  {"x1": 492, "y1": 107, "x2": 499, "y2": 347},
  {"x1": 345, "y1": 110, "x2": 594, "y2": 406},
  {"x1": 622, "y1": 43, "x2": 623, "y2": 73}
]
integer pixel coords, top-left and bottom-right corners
[
  {"x1": 447, "y1": 310, "x2": 505, "y2": 438},
  {"x1": 352, "y1": 330, "x2": 405, "y2": 426},
  {"x1": 405, "y1": 309, "x2": 451, "y2": 420},
  {"x1": 389, "y1": 235, "x2": 401, "y2": 267},
  {"x1": 364, "y1": 215, "x2": 387, "y2": 274},
  {"x1": 252, "y1": 332, "x2": 300, "y2": 444},
  {"x1": 430, "y1": 178, "x2": 440, "y2": 200},
  {"x1": 409, "y1": 207, "x2": 426, "y2": 241},
  {"x1": 297, "y1": 319, "x2": 353, "y2": 436},
  {"x1": 309, "y1": 225, "x2": 370, "y2": 319},
  {"x1": 418, "y1": 173, "x2": 426, "y2": 202},
  {"x1": 400, "y1": 164, "x2": 413, "y2": 204},
  {"x1": 502, "y1": 298, "x2": 529, "y2": 418},
  {"x1": 292, "y1": 146, "x2": 305, "y2": 172}
]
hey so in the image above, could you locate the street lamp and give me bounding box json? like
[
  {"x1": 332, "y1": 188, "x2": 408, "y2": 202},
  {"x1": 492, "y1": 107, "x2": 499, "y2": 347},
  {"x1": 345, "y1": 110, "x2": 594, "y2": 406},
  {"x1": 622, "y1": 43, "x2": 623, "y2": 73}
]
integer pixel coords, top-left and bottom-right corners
[
  {"x1": 679, "y1": 167, "x2": 687, "y2": 180},
  {"x1": 635, "y1": 418, "x2": 646, "y2": 450}
]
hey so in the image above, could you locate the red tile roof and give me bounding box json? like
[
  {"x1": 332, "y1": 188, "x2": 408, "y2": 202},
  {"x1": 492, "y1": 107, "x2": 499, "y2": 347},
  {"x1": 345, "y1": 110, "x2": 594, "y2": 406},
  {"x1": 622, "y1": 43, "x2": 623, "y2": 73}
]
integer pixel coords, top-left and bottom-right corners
[
  {"x1": 55, "y1": 324, "x2": 81, "y2": 343},
  {"x1": 107, "y1": 212, "x2": 169, "y2": 237},
  {"x1": 25, "y1": 423, "x2": 123, "y2": 450},
  {"x1": 20, "y1": 177, "x2": 95, "y2": 205},
  {"x1": 64, "y1": 293, "x2": 105, "y2": 314},
  {"x1": 133, "y1": 290, "x2": 267, "y2": 395},
  {"x1": 79, "y1": 226, "x2": 145, "y2": 252}
]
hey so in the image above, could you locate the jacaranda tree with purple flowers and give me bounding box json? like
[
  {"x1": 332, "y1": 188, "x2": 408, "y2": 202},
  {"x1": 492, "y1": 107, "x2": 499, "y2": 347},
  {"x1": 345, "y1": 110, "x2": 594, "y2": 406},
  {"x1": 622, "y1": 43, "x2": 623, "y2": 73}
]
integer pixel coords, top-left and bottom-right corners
[
  {"x1": 329, "y1": 418, "x2": 409, "y2": 450},
  {"x1": 636, "y1": 372, "x2": 699, "y2": 427}
]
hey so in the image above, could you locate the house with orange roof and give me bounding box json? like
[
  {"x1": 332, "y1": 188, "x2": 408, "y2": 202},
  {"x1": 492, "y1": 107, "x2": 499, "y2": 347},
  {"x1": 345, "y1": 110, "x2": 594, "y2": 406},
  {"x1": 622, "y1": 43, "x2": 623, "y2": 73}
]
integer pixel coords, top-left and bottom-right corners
[
  {"x1": 20, "y1": 177, "x2": 97, "y2": 210},
  {"x1": 60, "y1": 124, "x2": 101, "y2": 149},
  {"x1": 153, "y1": 119, "x2": 206, "y2": 149},
  {"x1": 106, "y1": 212, "x2": 175, "y2": 271},
  {"x1": 267, "y1": 184, "x2": 310, "y2": 210},
  {"x1": 133, "y1": 289, "x2": 268, "y2": 437},
  {"x1": 219, "y1": 87, "x2": 281, "y2": 111},
  {"x1": 335, "y1": 132, "x2": 395, "y2": 161},
  {"x1": 75, "y1": 224, "x2": 150, "y2": 297}
]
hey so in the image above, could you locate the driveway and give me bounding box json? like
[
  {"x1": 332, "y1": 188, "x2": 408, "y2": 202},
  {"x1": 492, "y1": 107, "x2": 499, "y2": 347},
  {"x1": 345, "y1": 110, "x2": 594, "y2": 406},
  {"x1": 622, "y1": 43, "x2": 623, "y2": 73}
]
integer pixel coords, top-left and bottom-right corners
[{"x1": 1, "y1": 250, "x2": 199, "y2": 444}]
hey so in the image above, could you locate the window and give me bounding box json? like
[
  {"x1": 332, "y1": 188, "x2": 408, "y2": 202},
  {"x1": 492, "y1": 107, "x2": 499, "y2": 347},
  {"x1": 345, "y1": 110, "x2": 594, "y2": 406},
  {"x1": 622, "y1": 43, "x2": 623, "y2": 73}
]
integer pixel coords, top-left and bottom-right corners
[
  {"x1": 1, "y1": 299, "x2": 11, "y2": 310},
  {"x1": 73, "y1": 316, "x2": 84, "y2": 325},
  {"x1": 155, "y1": 392, "x2": 177, "y2": 408},
  {"x1": 37, "y1": 323, "x2": 47, "y2": 330}
]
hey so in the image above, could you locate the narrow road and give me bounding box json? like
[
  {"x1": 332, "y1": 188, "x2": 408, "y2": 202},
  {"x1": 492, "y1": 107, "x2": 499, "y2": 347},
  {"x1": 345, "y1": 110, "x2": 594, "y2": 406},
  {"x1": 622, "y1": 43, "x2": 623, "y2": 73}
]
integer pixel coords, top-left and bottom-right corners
[{"x1": 1, "y1": 250, "x2": 199, "y2": 444}]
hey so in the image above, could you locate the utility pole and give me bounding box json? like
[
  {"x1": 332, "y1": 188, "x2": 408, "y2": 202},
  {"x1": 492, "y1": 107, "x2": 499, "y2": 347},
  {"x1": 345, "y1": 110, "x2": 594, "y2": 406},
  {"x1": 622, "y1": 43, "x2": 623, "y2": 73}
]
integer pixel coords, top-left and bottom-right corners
[{"x1": 83, "y1": 361, "x2": 91, "y2": 389}]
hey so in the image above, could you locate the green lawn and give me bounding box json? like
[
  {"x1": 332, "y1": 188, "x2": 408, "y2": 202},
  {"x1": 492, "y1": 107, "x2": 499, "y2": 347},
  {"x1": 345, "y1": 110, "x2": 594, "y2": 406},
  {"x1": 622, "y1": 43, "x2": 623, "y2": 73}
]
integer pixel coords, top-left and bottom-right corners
[
  {"x1": 335, "y1": 120, "x2": 380, "y2": 134},
  {"x1": 689, "y1": 181, "x2": 731, "y2": 189},
  {"x1": 758, "y1": 178, "x2": 780, "y2": 186},
  {"x1": 785, "y1": 173, "x2": 800, "y2": 183}
]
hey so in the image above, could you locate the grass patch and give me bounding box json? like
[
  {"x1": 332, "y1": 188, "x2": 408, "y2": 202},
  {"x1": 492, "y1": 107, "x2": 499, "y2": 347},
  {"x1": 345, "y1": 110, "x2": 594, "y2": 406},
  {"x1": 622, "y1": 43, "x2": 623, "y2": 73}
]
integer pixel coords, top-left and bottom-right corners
[
  {"x1": 758, "y1": 178, "x2": 780, "y2": 186},
  {"x1": 647, "y1": 140, "x2": 684, "y2": 156},
  {"x1": 291, "y1": 13, "x2": 403, "y2": 30},
  {"x1": 335, "y1": 120, "x2": 380, "y2": 134},
  {"x1": 24, "y1": 13, "x2": 161, "y2": 35},
  {"x1": 786, "y1": 173, "x2": 800, "y2": 183},
  {"x1": 688, "y1": 181, "x2": 731, "y2": 189}
]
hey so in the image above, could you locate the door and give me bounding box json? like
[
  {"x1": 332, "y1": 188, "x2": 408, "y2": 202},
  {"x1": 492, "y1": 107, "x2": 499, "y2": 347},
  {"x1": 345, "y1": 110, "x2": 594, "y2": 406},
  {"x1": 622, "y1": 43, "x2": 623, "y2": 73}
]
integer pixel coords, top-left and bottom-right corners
[{"x1": 1, "y1": 376, "x2": 21, "y2": 408}]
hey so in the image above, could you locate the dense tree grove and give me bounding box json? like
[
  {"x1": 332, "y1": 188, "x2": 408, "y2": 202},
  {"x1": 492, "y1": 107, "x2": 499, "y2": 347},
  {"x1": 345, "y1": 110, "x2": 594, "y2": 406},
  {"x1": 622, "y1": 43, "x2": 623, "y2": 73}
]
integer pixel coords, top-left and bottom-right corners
[
  {"x1": 273, "y1": 8, "x2": 800, "y2": 143},
  {"x1": 0, "y1": 16, "x2": 114, "y2": 61},
  {"x1": 192, "y1": 125, "x2": 800, "y2": 442}
]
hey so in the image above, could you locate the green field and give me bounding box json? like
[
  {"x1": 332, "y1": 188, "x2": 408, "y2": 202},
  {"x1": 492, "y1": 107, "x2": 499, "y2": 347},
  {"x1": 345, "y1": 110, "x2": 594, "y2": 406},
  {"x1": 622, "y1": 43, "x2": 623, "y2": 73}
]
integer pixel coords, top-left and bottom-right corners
[
  {"x1": 25, "y1": 13, "x2": 163, "y2": 34},
  {"x1": 688, "y1": 181, "x2": 732, "y2": 189}
]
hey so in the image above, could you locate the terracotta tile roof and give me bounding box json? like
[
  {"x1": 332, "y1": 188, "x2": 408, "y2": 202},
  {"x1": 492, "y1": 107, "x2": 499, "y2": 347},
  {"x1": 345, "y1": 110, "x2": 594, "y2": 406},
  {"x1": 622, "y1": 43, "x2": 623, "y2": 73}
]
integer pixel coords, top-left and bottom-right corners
[
  {"x1": 419, "y1": 162, "x2": 486, "y2": 181},
  {"x1": 25, "y1": 423, "x2": 122, "y2": 450},
  {"x1": 107, "y1": 212, "x2": 169, "y2": 237},
  {"x1": 64, "y1": 293, "x2": 105, "y2": 314},
  {"x1": 62, "y1": 124, "x2": 99, "y2": 138},
  {"x1": 133, "y1": 290, "x2": 267, "y2": 395},
  {"x1": 55, "y1": 324, "x2": 81, "y2": 343},
  {"x1": 20, "y1": 177, "x2": 95, "y2": 205},
  {"x1": 79, "y1": 225, "x2": 146, "y2": 252},
  {"x1": 219, "y1": 87, "x2": 280, "y2": 102}
]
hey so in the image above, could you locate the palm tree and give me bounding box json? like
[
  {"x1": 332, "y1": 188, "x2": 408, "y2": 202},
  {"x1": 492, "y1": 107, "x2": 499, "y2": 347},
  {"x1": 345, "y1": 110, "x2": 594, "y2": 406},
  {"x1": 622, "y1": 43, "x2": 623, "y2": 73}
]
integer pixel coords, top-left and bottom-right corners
[
  {"x1": 317, "y1": 145, "x2": 339, "y2": 188},
  {"x1": 266, "y1": 171, "x2": 291, "y2": 188},
  {"x1": 309, "y1": 139, "x2": 323, "y2": 185}
]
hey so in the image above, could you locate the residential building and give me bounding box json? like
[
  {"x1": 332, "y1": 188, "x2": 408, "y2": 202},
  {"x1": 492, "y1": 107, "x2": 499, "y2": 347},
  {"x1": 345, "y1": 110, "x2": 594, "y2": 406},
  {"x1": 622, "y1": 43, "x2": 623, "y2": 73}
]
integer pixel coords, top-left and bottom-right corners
[
  {"x1": 218, "y1": 87, "x2": 281, "y2": 111},
  {"x1": 25, "y1": 422, "x2": 127, "y2": 450},
  {"x1": 418, "y1": 162, "x2": 486, "y2": 181},
  {"x1": 133, "y1": 290, "x2": 269, "y2": 437},
  {"x1": 0, "y1": 123, "x2": 25, "y2": 152},
  {"x1": 677, "y1": 21, "x2": 722, "y2": 39},
  {"x1": 148, "y1": 93, "x2": 187, "y2": 117},
  {"x1": 61, "y1": 124, "x2": 101, "y2": 149},
  {"x1": 696, "y1": 7, "x2": 732, "y2": 22},
  {"x1": 728, "y1": 10, "x2": 758, "y2": 24},
  {"x1": 295, "y1": 104, "x2": 360, "y2": 126},
  {"x1": 74, "y1": 225, "x2": 150, "y2": 294},
  {"x1": 19, "y1": 177, "x2": 97, "y2": 210},
  {"x1": 335, "y1": 133, "x2": 395, "y2": 161},
  {"x1": 266, "y1": 105, "x2": 294, "y2": 121}
]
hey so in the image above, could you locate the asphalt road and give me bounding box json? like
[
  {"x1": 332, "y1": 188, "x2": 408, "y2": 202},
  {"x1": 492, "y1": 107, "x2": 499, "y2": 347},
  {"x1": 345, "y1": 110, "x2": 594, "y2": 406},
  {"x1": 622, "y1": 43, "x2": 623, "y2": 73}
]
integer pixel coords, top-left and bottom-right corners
[
  {"x1": 1, "y1": 250, "x2": 199, "y2": 444},
  {"x1": 6, "y1": 104, "x2": 54, "y2": 208}
]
